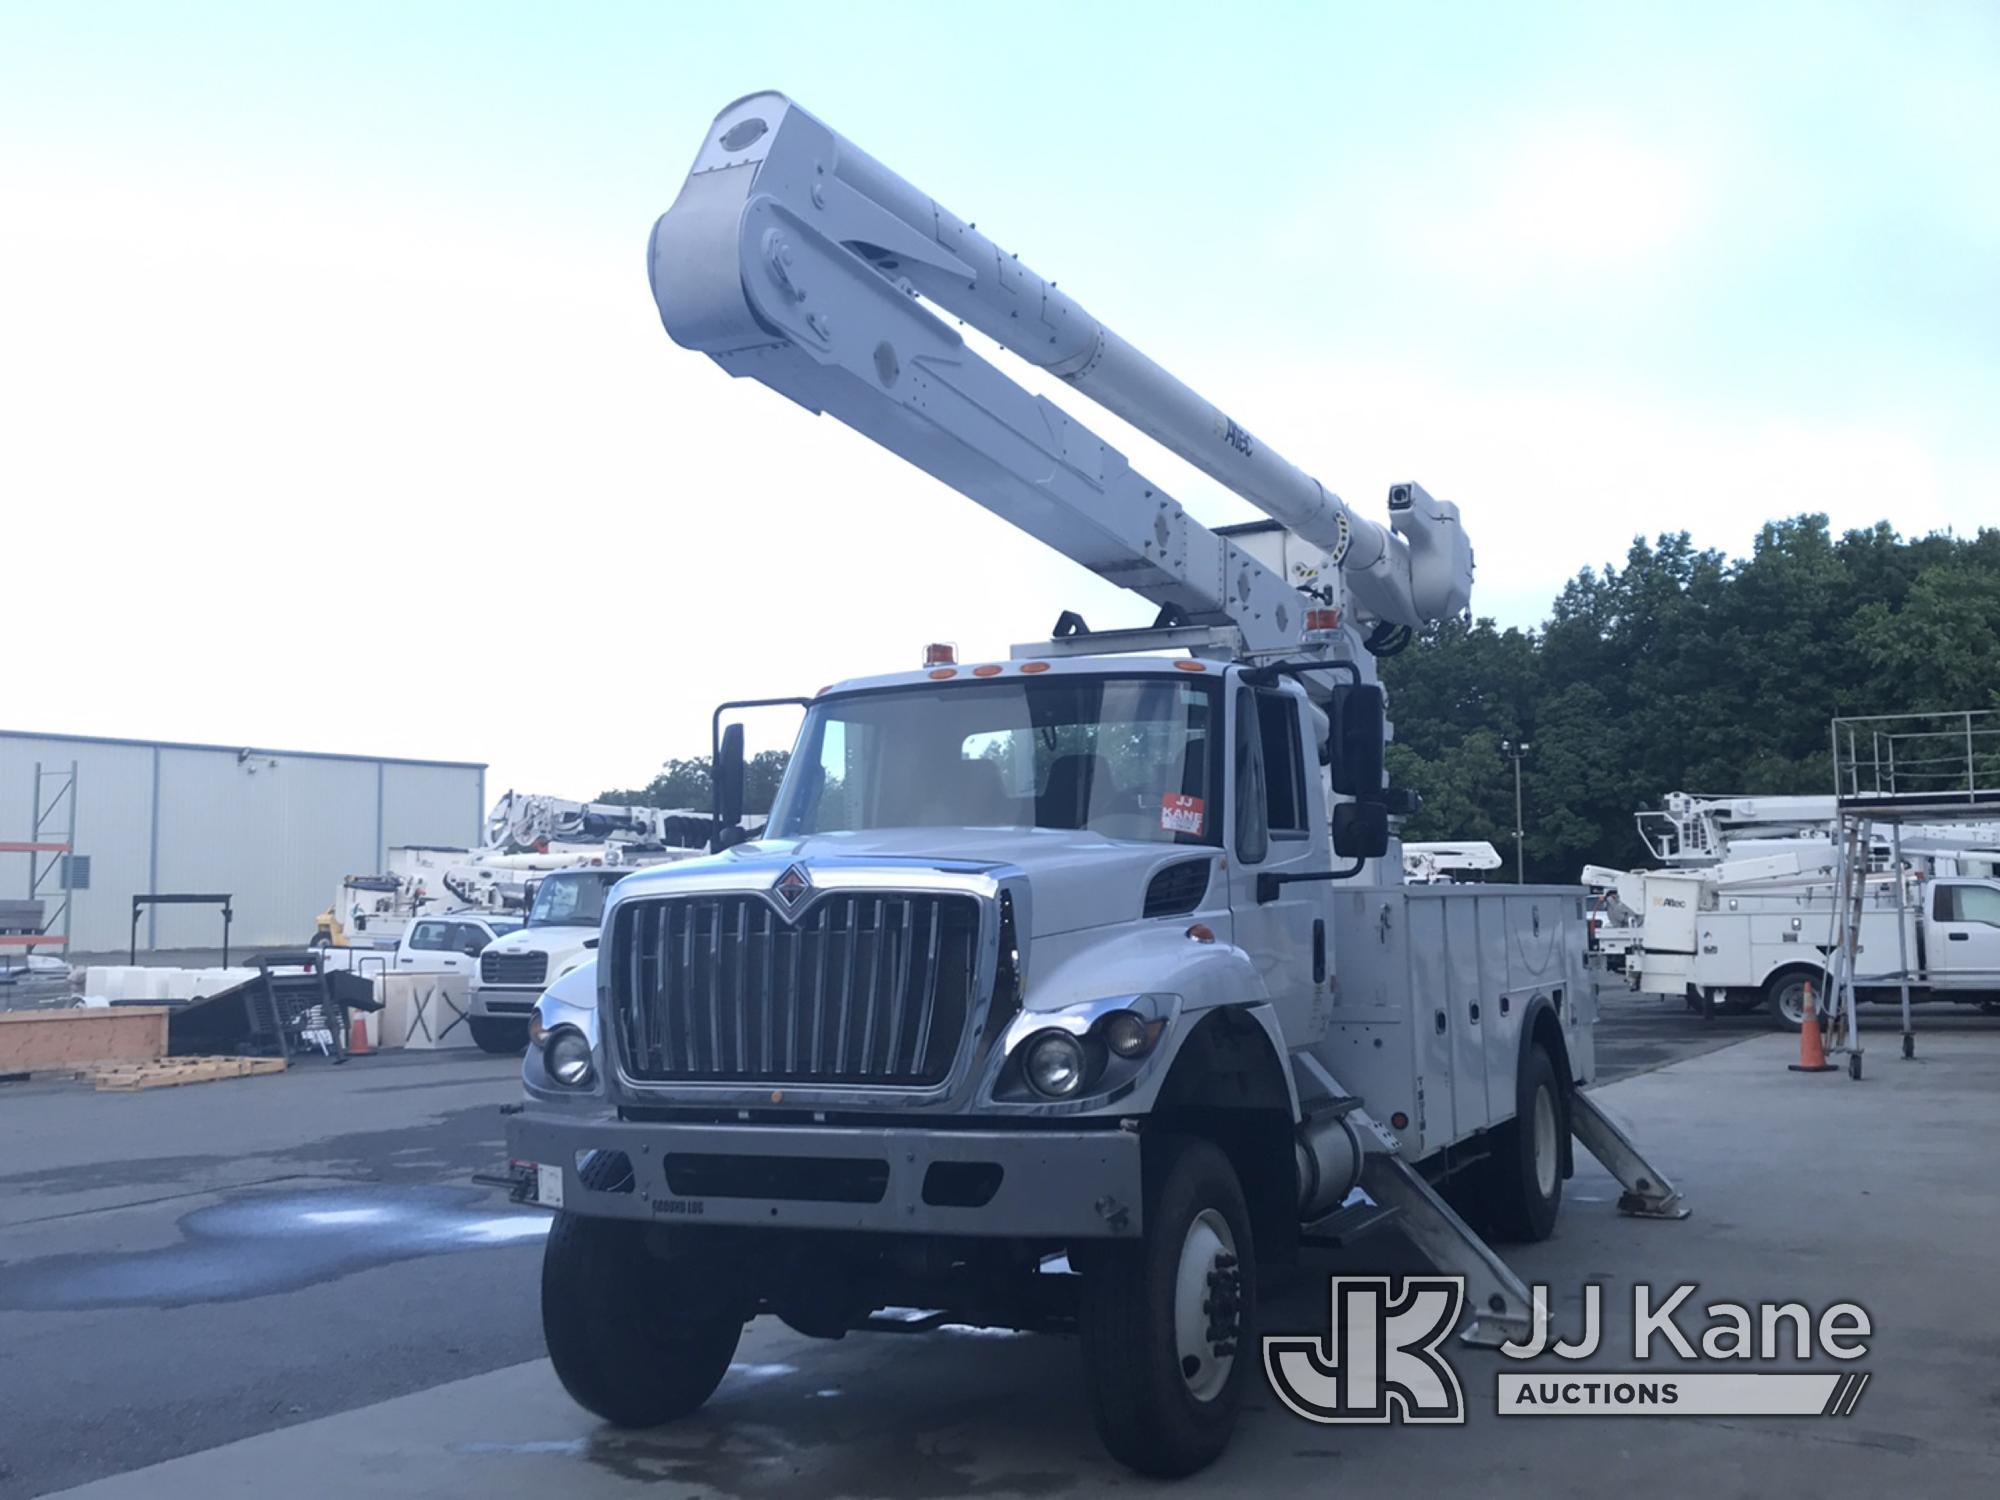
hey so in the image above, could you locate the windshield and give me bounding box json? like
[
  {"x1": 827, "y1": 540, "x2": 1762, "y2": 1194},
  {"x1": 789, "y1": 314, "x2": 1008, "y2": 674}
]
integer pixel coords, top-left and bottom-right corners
[
  {"x1": 771, "y1": 674, "x2": 1223, "y2": 846},
  {"x1": 527, "y1": 871, "x2": 619, "y2": 928},
  {"x1": 488, "y1": 918, "x2": 524, "y2": 937}
]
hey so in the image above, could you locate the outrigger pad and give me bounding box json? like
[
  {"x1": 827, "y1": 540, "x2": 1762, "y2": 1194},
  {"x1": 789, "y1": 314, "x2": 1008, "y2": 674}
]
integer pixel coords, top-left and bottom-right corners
[{"x1": 1569, "y1": 1087, "x2": 1691, "y2": 1221}]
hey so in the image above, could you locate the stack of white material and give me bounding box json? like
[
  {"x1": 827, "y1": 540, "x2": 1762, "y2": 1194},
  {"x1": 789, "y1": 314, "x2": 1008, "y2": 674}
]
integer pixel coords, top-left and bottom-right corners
[{"x1": 78, "y1": 966, "x2": 261, "y2": 1003}]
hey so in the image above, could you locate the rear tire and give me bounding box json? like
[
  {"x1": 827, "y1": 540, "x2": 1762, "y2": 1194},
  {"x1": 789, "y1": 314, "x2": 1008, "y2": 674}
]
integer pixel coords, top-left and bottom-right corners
[
  {"x1": 1077, "y1": 1136, "x2": 1255, "y2": 1478},
  {"x1": 1482, "y1": 1044, "x2": 1564, "y2": 1243},
  {"x1": 542, "y1": 1161, "x2": 743, "y2": 1428},
  {"x1": 1765, "y1": 970, "x2": 1822, "y2": 1031},
  {"x1": 470, "y1": 1015, "x2": 529, "y2": 1055}
]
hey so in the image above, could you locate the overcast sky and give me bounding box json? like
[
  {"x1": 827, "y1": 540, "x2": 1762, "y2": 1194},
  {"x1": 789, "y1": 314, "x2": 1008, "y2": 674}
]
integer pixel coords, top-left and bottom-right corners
[{"x1": 3, "y1": 1, "x2": 1994, "y2": 801}]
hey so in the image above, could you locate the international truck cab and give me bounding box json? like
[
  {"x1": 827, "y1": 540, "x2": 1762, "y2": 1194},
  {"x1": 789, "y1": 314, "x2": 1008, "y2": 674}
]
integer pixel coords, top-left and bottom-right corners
[{"x1": 507, "y1": 91, "x2": 1686, "y2": 1477}]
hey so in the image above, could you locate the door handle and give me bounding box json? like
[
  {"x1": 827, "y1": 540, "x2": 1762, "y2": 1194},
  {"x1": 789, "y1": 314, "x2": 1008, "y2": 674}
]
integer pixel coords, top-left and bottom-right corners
[
  {"x1": 1312, "y1": 919, "x2": 1326, "y2": 984},
  {"x1": 1948, "y1": 932, "x2": 1970, "y2": 942},
  {"x1": 398, "y1": 956, "x2": 415, "y2": 964}
]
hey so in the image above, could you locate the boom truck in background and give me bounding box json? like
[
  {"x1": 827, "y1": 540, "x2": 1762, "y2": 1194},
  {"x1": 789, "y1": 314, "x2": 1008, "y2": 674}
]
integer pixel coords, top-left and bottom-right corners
[
  {"x1": 1589, "y1": 792, "x2": 2000, "y2": 1023},
  {"x1": 1403, "y1": 840, "x2": 1504, "y2": 885},
  {"x1": 506, "y1": 93, "x2": 1686, "y2": 1477},
  {"x1": 313, "y1": 791, "x2": 734, "y2": 949}
]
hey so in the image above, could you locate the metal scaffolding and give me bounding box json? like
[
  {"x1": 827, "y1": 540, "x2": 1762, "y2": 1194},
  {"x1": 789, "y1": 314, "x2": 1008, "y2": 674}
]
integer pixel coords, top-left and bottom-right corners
[
  {"x1": 3, "y1": 761, "x2": 77, "y2": 959},
  {"x1": 1826, "y1": 712, "x2": 2000, "y2": 1076}
]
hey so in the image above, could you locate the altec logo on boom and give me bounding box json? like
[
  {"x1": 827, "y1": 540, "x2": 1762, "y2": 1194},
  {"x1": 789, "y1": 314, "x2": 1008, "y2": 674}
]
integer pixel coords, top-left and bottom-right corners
[{"x1": 1265, "y1": 1279, "x2": 1873, "y2": 1422}]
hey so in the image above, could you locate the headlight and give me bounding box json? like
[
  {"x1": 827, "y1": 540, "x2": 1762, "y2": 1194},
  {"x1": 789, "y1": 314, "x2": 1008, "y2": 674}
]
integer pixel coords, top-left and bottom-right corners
[
  {"x1": 545, "y1": 1027, "x2": 594, "y2": 1087},
  {"x1": 1100, "y1": 1009, "x2": 1155, "y2": 1058},
  {"x1": 1024, "y1": 1030, "x2": 1086, "y2": 1098}
]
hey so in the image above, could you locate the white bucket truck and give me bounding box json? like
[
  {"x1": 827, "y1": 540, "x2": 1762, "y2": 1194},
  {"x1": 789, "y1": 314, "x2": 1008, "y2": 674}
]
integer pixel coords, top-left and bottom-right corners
[{"x1": 506, "y1": 93, "x2": 1686, "y2": 1476}]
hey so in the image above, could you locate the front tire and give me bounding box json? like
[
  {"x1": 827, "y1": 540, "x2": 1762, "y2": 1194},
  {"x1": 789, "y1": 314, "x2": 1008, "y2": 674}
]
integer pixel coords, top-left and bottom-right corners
[
  {"x1": 541, "y1": 1168, "x2": 743, "y2": 1428},
  {"x1": 1482, "y1": 1044, "x2": 1564, "y2": 1243},
  {"x1": 1077, "y1": 1136, "x2": 1255, "y2": 1478},
  {"x1": 469, "y1": 1015, "x2": 529, "y2": 1055}
]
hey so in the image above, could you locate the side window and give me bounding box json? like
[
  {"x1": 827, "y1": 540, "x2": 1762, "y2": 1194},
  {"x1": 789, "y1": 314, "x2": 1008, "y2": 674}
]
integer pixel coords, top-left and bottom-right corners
[
  {"x1": 1234, "y1": 687, "x2": 1269, "y2": 864},
  {"x1": 1255, "y1": 690, "x2": 1308, "y2": 835},
  {"x1": 408, "y1": 921, "x2": 448, "y2": 951},
  {"x1": 451, "y1": 922, "x2": 488, "y2": 953},
  {"x1": 1954, "y1": 885, "x2": 2000, "y2": 927},
  {"x1": 1934, "y1": 886, "x2": 1951, "y2": 922}
]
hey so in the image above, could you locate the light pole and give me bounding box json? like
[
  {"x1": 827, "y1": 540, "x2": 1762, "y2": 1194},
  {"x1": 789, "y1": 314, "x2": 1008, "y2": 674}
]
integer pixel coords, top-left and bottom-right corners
[{"x1": 1500, "y1": 739, "x2": 1531, "y2": 882}]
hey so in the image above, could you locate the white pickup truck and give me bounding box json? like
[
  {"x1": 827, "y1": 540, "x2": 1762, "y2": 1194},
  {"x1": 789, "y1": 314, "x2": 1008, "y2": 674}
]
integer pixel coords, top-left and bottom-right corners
[{"x1": 394, "y1": 911, "x2": 521, "y2": 978}]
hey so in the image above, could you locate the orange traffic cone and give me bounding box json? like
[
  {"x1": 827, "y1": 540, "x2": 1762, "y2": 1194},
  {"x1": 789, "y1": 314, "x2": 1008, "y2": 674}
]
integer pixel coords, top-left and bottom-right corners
[
  {"x1": 1789, "y1": 981, "x2": 1835, "y2": 1073},
  {"x1": 348, "y1": 1011, "x2": 372, "y2": 1055}
]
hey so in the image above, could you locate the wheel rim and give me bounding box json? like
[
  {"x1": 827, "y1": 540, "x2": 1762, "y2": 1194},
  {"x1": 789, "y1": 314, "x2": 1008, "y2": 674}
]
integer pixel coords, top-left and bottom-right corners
[
  {"x1": 1776, "y1": 980, "x2": 1808, "y2": 1027},
  {"x1": 1532, "y1": 1084, "x2": 1559, "y2": 1199},
  {"x1": 1172, "y1": 1207, "x2": 1239, "y2": 1403}
]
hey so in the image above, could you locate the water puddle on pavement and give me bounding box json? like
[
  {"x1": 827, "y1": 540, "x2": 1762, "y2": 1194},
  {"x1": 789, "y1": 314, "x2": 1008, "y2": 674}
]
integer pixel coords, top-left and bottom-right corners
[{"x1": 0, "y1": 1184, "x2": 548, "y2": 1310}]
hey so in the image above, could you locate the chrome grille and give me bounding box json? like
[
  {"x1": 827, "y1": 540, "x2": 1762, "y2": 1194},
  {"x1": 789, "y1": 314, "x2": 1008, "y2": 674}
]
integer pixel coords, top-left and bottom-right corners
[
  {"x1": 480, "y1": 951, "x2": 548, "y2": 986},
  {"x1": 612, "y1": 892, "x2": 981, "y2": 1086}
]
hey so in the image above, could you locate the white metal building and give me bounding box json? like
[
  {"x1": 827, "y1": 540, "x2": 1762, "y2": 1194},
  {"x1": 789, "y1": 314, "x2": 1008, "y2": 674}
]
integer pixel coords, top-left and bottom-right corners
[{"x1": 1, "y1": 728, "x2": 485, "y2": 955}]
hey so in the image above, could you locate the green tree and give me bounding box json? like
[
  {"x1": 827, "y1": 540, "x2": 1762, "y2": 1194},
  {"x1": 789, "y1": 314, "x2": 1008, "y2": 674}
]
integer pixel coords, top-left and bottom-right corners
[{"x1": 599, "y1": 750, "x2": 792, "y2": 816}]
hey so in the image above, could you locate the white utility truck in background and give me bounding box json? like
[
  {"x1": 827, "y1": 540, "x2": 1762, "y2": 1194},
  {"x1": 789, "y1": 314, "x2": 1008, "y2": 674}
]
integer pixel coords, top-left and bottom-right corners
[
  {"x1": 1620, "y1": 834, "x2": 2000, "y2": 1025},
  {"x1": 469, "y1": 865, "x2": 670, "y2": 1053},
  {"x1": 1583, "y1": 793, "x2": 1849, "y2": 977},
  {"x1": 1596, "y1": 792, "x2": 2000, "y2": 1023},
  {"x1": 506, "y1": 93, "x2": 1686, "y2": 1477}
]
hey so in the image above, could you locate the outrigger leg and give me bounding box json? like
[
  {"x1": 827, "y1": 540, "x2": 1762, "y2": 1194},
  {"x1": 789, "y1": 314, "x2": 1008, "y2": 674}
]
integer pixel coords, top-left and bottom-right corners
[
  {"x1": 1360, "y1": 1154, "x2": 1540, "y2": 1349},
  {"x1": 1568, "y1": 1087, "x2": 1691, "y2": 1220}
]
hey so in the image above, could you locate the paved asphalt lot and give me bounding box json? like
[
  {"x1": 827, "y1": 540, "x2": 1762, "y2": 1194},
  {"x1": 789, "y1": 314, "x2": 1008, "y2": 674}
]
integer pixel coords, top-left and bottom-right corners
[
  {"x1": 0, "y1": 989, "x2": 1990, "y2": 1497},
  {"x1": 0, "y1": 1048, "x2": 543, "y2": 1499}
]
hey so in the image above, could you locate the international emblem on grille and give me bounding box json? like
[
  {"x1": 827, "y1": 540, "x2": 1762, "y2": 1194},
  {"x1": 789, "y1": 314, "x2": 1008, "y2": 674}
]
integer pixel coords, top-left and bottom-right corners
[{"x1": 773, "y1": 863, "x2": 812, "y2": 911}]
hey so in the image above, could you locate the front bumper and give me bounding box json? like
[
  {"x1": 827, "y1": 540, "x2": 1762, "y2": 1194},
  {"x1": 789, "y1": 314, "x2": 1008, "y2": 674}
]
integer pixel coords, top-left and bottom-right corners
[
  {"x1": 471, "y1": 985, "x2": 540, "y2": 1017},
  {"x1": 505, "y1": 1110, "x2": 1143, "y2": 1239}
]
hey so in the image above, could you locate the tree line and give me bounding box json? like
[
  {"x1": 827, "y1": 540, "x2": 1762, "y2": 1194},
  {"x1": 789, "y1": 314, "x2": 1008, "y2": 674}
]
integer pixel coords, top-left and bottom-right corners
[
  {"x1": 599, "y1": 750, "x2": 791, "y2": 817},
  {"x1": 1381, "y1": 514, "x2": 2000, "y2": 879}
]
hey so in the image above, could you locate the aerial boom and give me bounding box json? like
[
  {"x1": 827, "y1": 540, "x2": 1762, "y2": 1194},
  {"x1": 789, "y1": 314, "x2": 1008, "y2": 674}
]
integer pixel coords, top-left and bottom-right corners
[{"x1": 649, "y1": 92, "x2": 1473, "y2": 650}]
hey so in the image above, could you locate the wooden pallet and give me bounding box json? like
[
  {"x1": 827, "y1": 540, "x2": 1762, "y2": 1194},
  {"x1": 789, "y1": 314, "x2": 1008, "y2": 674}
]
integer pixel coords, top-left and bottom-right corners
[{"x1": 88, "y1": 1055, "x2": 288, "y2": 1092}]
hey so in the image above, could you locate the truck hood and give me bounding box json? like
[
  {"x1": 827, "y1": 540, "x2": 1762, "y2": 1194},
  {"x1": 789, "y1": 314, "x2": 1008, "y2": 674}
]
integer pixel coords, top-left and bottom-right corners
[
  {"x1": 611, "y1": 827, "x2": 1214, "y2": 939},
  {"x1": 483, "y1": 925, "x2": 599, "y2": 960}
]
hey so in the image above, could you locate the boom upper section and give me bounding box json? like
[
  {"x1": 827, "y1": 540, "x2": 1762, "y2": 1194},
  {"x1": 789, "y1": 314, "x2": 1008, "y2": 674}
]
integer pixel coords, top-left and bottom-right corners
[{"x1": 649, "y1": 91, "x2": 1473, "y2": 655}]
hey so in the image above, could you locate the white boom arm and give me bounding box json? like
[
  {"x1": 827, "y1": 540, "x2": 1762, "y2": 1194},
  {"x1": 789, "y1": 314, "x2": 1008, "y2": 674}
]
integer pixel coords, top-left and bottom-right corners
[{"x1": 649, "y1": 92, "x2": 1473, "y2": 654}]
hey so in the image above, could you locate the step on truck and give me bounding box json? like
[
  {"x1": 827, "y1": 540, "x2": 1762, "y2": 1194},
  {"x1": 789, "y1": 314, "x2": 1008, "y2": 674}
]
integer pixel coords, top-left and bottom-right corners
[{"x1": 505, "y1": 92, "x2": 1687, "y2": 1477}]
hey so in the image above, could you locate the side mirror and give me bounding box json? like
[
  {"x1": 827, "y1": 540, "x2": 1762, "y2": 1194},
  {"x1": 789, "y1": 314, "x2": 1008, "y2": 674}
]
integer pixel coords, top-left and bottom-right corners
[
  {"x1": 1332, "y1": 800, "x2": 1390, "y2": 860},
  {"x1": 712, "y1": 721, "x2": 746, "y2": 849},
  {"x1": 1329, "y1": 684, "x2": 1385, "y2": 798}
]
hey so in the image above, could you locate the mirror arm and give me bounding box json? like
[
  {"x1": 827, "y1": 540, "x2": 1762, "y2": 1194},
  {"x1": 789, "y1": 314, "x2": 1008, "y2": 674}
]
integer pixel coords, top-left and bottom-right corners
[
  {"x1": 1256, "y1": 860, "x2": 1367, "y2": 904},
  {"x1": 709, "y1": 695, "x2": 816, "y2": 851},
  {"x1": 1240, "y1": 658, "x2": 1360, "y2": 688}
]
